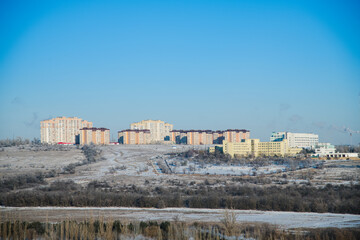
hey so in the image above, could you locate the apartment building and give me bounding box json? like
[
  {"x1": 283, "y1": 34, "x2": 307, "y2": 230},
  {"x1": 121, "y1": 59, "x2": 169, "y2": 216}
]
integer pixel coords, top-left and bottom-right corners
[
  {"x1": 186, "y1": 130, "x2": 213, "y2": 145},
  {"x1": 212, "y1": 131, "x2": 225, "y2": 144},
  {"x1": 270, "y1": 132, "x2": 319, "y2": 148},
  {"x1": 224, "y1": 129, "x2": 250, "y2": 143},
  {"x1": 80, "y1": 127, "x2": 110, "y2": 145},
  {"x1": 223, "y1": 139, "x2": 302, "y2": 157},
  {"x1": 130, "y1": 120, "x2": 173, "y2": 143},
  {"x1": 40, "y1": 117, "x2": 92, "y2": 144},
  {"x1": 118, "y1": 129, "x2": 151, "y2": 144},
  {"x1": 170, "y1": 129, "x2": 250, "y2": 145},
  {"x1": 170, "y1": 130, "x2": 188, "y2": 144}
]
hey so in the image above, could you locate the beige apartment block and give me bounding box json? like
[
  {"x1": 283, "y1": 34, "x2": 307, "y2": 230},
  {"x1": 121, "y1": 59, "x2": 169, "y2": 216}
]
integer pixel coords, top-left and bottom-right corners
[
  {"x1": 130, "y1": 120, "x2": 173, "y2": 143},
  {"x1": 40, "y1": 117, "x2": 92, "y2": 144},
  {"x1": 212, "y1": 131, "x2": 225, "y2": 144},
  {"x1": 80, "y1": 128, "x2": 110, "y2": 145},
  {"x1": 170, "y1": 129, "x2": 250, "y2": 145},
  {"x1": 118, "y1": 129, "x2": 151, "y2": 144},
  {"x1": 223, "y1": 139, "x2": 302, "y2": 158},
  {"x1": 186, "y1": 130, "x2": 214, "y2": 145},
  {"x1": 203, "y1": 131, "x2": 214, "y2": 144},
  {"x1": 224, "y1": 129, "x2": 250, "y2": 143},
  {"x1": 170, "y1": 130, "x2": 189, "y2": 144},
  {"x1": 170, "y1": 130, "x2": 181, "y2": 144}
]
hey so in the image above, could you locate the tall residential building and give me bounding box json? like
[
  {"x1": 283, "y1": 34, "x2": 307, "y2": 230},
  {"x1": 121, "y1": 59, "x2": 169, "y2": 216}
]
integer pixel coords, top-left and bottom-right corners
[
  {"x1": 170, "y1": 130, "x2": 189, "y2": 144},
  {"x1": 212, "y1": 131, "x2": 225, "y2": 144},
  {"x1": 224, "y1": 129, "x2": 250, "y2": 143},
  {"x1": 170, "y1": 129, "x2": 249, "y2": 145},
  {"x1": 223, "y1": 139, "x2": 302, "y2": 158},
  {"x1": 80, "y1": 127, "x2": 110, "y2": 145},
  {"x1": 41, "y1": 117, "x2": 92, "y2": 144},
  {"x1": 270, "y1": 132, "x2": 319, "y2": 148},
  {"x1": 130, "y1": 120, "x2": 173, "y2": 143},
  {"x1": 118, "y1": 129, "x2": 151, "y2": 144}
]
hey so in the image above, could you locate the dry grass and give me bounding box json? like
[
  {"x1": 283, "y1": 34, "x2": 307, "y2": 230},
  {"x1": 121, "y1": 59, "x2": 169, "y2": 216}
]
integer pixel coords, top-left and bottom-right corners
[{"x1": 1, "y1": 212, "x2": 359, "y2": 240}]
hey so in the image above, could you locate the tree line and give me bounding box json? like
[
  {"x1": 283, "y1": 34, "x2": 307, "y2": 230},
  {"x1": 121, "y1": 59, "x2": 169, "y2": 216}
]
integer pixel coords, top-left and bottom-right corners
[{"x1": 1, "y1": 180, "x2": 359, "y2": 214}]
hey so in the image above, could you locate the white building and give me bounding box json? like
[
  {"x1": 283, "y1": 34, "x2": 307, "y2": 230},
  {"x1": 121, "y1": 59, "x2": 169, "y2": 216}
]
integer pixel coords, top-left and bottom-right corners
[
  {"x1": 270, "y1": 132, "x2": 319, "y2": 148},
  {"x1": 325, "y1": 153, "x2": 359, "y2": 159},
  {"x1": 312, "y1": 143, "x2": 336, "y2": 157}
]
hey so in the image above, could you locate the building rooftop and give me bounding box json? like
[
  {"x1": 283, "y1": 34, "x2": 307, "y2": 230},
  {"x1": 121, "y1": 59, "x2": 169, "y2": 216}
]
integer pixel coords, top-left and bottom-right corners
[
  {"x1": 171, "y1": 129, "x2": 249, "y2": 133},
  {"x1": 81, "y1": 127, "x2": 109, "y2": 131},
  {"x1": 118, "y1": 129, "x2": 151, "y2": 133}
]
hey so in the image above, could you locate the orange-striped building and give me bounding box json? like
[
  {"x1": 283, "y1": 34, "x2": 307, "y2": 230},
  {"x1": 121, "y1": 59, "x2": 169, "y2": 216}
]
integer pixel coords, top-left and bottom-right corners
[
  {"x1": 118, "y1": 129, "x2": 151, "y2": 144},
  {"x1": 224, "y1": 129, "x2": 250, "y2": 143},
  {"x1": 80, "y1": 127, "x2": 110, "y2": 145},
  {"x1": 170, "y1": 129, "x2": 250, "y2": 145}
]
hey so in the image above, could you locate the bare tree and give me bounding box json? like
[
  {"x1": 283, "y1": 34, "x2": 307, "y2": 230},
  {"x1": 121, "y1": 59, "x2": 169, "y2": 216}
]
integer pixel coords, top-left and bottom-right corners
[{"x1": 221, "y1": 209, "x2": 237, "y2": 236}]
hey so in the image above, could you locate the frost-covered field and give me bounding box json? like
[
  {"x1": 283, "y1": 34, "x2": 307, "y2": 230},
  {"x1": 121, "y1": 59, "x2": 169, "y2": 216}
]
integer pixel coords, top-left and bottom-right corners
[
  {"x1": 165, "y1": 161, "x2": 287, "y2": 176},
  {"x1": 69, "y1": 145, "x2": 204, "y2": 183},
  {"x1": 1, "y1": 144, "x2": 359, "y2": 187},
  {"x1": 0, "y1": 145, "x2": 84, "y2": 177},
  {"x1": 1, "y1": 207, "x2": 359, "y2": 229}
]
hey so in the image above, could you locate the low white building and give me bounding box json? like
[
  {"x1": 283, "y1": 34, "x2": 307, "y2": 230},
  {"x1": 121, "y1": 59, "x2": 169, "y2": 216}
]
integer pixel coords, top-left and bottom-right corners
[
  {"x1": 312, "y1": 143, "x2": 336, "y2": 157},
  {"x1": 270, "y1": 132, "x2": 319, "y2": 148},
  {"x1": 325, "y1": 153, "x2": 359, "y2": 159}
]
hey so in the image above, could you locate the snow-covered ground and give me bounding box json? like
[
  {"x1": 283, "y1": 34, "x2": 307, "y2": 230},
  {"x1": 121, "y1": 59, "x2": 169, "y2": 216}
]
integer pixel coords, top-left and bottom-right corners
[
  {"x1": 1, "y1": 144, "x2": 359, "y2": 187},
  {"x1": 1, "y1": 207, "x2": 359, "y2": 229},
  {"x1": 0, "y1": 145, "x2": 85, "y2": 177},
  {"x1": 167, "y1": 162, "x2": 286, "y2": 176}
]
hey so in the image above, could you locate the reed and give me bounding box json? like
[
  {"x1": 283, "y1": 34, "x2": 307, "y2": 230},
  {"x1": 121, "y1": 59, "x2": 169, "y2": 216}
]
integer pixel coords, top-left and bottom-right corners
[{"x1": 0, "y1": 215, "x2": 359, "y2": 239}]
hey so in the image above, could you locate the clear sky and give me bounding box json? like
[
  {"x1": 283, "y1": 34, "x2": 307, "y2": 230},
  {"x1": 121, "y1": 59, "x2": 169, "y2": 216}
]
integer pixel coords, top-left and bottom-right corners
[{"x1": 0, "y1": 0, "x2": 359, "y2": 144}]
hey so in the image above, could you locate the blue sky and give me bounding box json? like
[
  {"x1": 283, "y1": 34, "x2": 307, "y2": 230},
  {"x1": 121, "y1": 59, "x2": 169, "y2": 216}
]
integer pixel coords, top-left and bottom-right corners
[{"x1": 0, "y1": 0, "x2": 359, "y2": 144}]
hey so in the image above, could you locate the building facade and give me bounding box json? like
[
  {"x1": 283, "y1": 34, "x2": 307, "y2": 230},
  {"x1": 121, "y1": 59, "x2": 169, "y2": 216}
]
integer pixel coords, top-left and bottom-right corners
[
  {"x1": 118, "y1": 129, "x2": 151, "y2": 144},
  {"x1": 41, "y1": 117, "x2": 93, "y2": 144},
  {"x1": 223, "y1": 139, "x2": 257, "y2": 157},
  {"x1": 80, "y1": 127, "x2": 110, "y2": 145},
  {"x1": 223, "y1": 139, "x2": 302, "y2": 158},
  {"x1": 170, "y1": 129, "x2": 249, "y2": 145},
  {"x1": 130, "y1": 120, "x2": 173, "y2": 143},
  {"x1": 270, "y1": 132, "x2": 319, "y2": 148}
]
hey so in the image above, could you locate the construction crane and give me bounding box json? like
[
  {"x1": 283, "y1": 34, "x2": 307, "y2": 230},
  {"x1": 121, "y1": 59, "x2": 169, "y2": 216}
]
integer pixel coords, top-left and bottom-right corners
[{"x1": 344, "y1": 127, "x2": 360, "y2": 146}]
